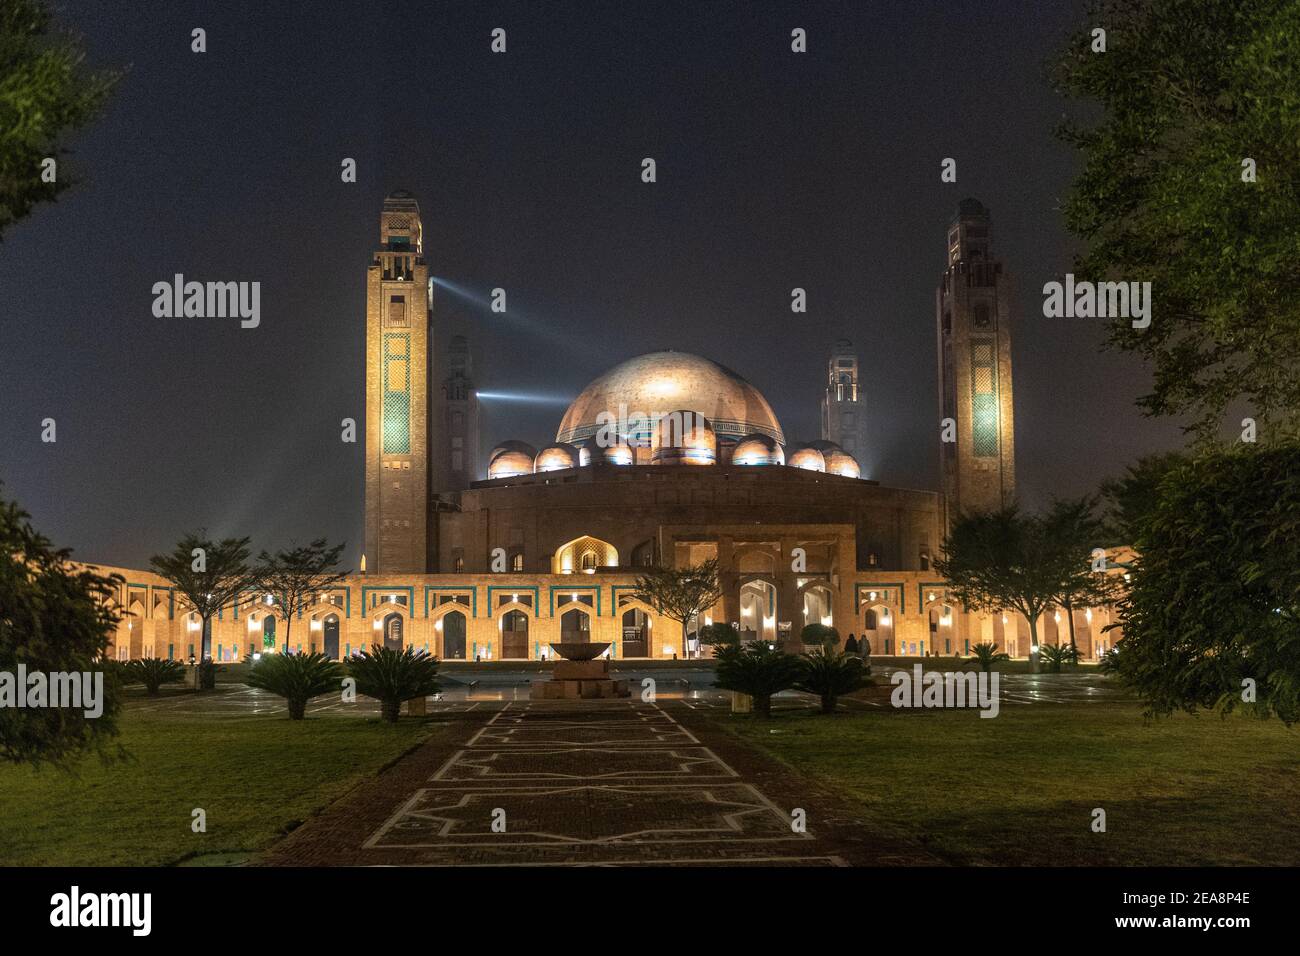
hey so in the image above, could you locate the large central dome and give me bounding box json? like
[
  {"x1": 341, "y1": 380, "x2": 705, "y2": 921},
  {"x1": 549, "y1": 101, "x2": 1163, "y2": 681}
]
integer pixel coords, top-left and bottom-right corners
[{"x1": 556, "y1": 351, "x2": 785, "y2": 447}]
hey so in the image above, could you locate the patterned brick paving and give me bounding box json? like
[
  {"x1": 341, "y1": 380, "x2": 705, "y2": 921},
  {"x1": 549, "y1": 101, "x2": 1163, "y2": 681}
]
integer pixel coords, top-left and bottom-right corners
[{"x1": 260, "y1": 699, "x2": 941, "y2": 867}]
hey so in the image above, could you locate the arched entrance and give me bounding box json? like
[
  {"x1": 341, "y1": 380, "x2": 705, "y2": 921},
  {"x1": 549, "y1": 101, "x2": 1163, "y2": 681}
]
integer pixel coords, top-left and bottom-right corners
[
  {"x1": 622, "y1": 607, "x2": 649, "y2": 658},
  {"x1": 442, "y1": 610, "x2": 466, "y2": 660},
  {"x1": 802, "y1": 585, "x2": 833, "y2": 630},
  {"x1": 560, "y1": 607, "x2": 590, "y2": 643},
  {"x1": 262, "y1": 615, "x2": 276, "y2": 653},
  {"x1": 382, "y1": 612, "x2": 404, "y2": 652},
  {"x1": 322, "y1": 614, "x2": 340, "y2": 659},
  {"x1": 862, "y1": 604, "x2": 894, "y2": 655},
  {"x1": 926, "y1": 604, "x2": 954, "y2": 656},
  {"x1": 739, "y1": 579, "x2": 777, "y2": 643},
  {"x1": 501, "y1": 610, "x2": 529, "y2": 659}
]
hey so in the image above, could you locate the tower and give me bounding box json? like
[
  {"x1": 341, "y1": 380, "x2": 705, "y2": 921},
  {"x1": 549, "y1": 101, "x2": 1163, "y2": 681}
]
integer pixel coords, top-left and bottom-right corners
[
  {"x1": 937, "y1": 198, "x2": 1016, "y2": 529},
  {"x1": 820, "y1": 338, "x2": 868, "y2": 460},
  {"x1": 365, "y1": 191, "x2": 431, "y2": 573},
  {"x1": 441, "y1": 334, "x2": 481, "y2": 490}
]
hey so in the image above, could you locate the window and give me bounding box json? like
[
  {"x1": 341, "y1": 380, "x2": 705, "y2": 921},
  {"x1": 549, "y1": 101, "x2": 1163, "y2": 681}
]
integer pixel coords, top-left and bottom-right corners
[
  {"x1": 580, "y1": 550, "x2": 597, "y2": 571},
  {"x1": 453, "y1": 556, "x2": 465, "y2": 573},
  {"x1": 511, "y1": 553, "x2": 524, "y2": 572},
  {"x1": 970, "y1": 341, "x2": 998, "y2": 457}
]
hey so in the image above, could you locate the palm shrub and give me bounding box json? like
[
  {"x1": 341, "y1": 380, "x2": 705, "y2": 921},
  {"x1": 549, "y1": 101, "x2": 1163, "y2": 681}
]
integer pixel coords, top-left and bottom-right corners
[
  {"x1": 198, "y1": 657, "x2": 221, "y2": 689},
  {"x1": 123, "y1": 657, "x2": 185, "y2": 696},
  {"x1": 245, "y1": 651, "x2": 342, "y2": 720},
  {"x1": 969, "y1": 642, "x2": 1010, "y2": 673},
  {"x1": 713, "y1": 640, "x2": 806, "y2": 718},
  {"x1": 1039, "y1": 642, "x2": 1079, "y2": 674},
  {"x1": 796, "y1": 649, "x2": 870, "y2": 714},
  {"x1": 347, "y1": 645, "x2": 441, "y2": 723}
]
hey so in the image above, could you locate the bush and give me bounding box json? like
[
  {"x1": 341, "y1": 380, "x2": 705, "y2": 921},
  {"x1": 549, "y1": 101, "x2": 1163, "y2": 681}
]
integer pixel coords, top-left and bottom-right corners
[
  {"x1": 124, "y1": 658, "x2": 186, "y2": 696},
  {"x1": 346, "y1": 645, "x2": 441, "y2": 723},
  {"x1": 799, "y1": 622, "x2": 840, "y2": 651},
  {"x1": 713, "y1": 640, "x2": 806, "y2": 718},
  {"x1": 697, "y1": 622, "x2": 740, "y2": 648},
  {"x1": 1112, "y1": 443, "x2": 1300, "y2": 723},
  {"x1": 244, "y1": 652, "x2": 342, "y2": 720},
  {"x1": 796, "y1": 649, "x2": 870, "y2": 714},
  {"x1": 969, "y1": 642, "x2": 1010, "y2": 673}
]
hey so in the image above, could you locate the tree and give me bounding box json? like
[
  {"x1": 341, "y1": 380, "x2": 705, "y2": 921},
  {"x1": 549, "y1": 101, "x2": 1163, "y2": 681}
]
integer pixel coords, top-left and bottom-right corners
[
  {"x1": 124, "y1": 658, "x2": 185, "y2": 696},
  {"x1": 935, "y1": 506, "x2": 1073, "y2": 671},
  {"x1": 1043, "y1": 497, "x2": 1125, "y2": 656},
  {"x1": 347, "y1": 645, "x2": 441, "y2": 723},
  {"x1": 0, "y1": 487, "x2": 123, "y2": 767},
  {"x1": 968, "y1": 642, "x2": 1010, "y2": 674},
  {"x1": 796, "y1": 649, "x2": 869, "y2": 714},
  {"x1": 1054, "y1": 0, "x2": 1300, "y2": 443},
  {"x1": 1109, "y1": 443, "x2": 1300, "y2": 723},
  {"x1": 245, "y1": 652, "x2": 341, "y2": 720},
  {"x1": 0, "y1": 0, "x2": 118, "y2": 240},
  {"x1": 799, "y1": 622, "x2": 840, "y2": 651},
  {"x1": 256, "y1": 539, "x2": 348, "y2": 657},
  {"x1": 712, "y1": 640, "x2": 806, "y2": 718},
  {"x1": 1099, "y1": 452, "x2": 1188, "y2": 546},
  {"x1": 149, "y1": 532, "x2": 256, "y2": 665},
  {"x1": 632, "y1": 559, "x2": 723, "y2": 659}
]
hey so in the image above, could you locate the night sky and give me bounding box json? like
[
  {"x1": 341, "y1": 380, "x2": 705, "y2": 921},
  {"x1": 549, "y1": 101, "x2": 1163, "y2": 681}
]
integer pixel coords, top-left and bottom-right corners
[{"x1": 0, "y1": 0, "x2": 1187, "y2": 570}]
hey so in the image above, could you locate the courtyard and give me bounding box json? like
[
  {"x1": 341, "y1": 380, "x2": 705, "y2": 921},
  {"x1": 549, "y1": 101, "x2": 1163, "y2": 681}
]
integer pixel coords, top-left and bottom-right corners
[{"x1": 2, "y1": 665, "x2": 1295, "y2": 867}]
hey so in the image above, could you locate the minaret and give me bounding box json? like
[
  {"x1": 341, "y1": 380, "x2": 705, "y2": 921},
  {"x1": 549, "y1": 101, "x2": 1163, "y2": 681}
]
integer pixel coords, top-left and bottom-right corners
[
  {"x1": 936, "y1": 198, "x2": 1016, "y2": 529},
  {"x1": 442, "y1": 335, "x2": 481, "y2": 489},
  {"x1": 364, "y1": 190, "x2": 430, "y2": 573},
  {"x1": 820, "y1": 339, "x2": 868, "y2": 460}
]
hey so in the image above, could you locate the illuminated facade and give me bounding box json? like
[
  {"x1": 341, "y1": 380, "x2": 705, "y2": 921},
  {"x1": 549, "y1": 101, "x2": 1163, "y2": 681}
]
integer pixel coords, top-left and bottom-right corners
[{"x1": 97, "y1": 196, "x2": 1121, "y2": 663}]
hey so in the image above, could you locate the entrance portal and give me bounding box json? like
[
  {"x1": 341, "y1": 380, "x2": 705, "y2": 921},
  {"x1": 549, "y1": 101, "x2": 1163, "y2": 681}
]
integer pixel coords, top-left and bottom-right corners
[
  {"x1": 442, "y1": 610, "x2": 466, "y2": 660},
  {"x1": 323, "y1": 615, "x2": 340, "y2": 659},
  {"x1": 622, "y1": 607, "x2": 649, "y2": 657},
  {"x1": 501, "y1": 609, "x2": 529, "y2": 659}
]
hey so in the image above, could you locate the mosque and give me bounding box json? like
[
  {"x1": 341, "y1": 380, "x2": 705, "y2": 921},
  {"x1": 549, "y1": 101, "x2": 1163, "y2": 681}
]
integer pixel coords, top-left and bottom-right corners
[{"x1": 97, "y1": 193, "x2": 1122, "y2": 664}]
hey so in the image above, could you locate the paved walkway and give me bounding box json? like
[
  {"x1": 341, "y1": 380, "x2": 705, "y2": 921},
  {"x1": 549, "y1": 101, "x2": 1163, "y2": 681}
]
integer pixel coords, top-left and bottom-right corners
[{"x1": 261, "y1": 699, "x2": 940, "y2": 867}]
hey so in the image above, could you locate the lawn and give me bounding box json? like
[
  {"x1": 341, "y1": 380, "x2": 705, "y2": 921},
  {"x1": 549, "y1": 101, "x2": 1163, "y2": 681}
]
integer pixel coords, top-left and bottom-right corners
[
  {"x1": 717, "y1": 700, "x2": 1300, "y2": 865},
  {"x1": 0, "y1": 700, "x2": 436, "y2": 866}
]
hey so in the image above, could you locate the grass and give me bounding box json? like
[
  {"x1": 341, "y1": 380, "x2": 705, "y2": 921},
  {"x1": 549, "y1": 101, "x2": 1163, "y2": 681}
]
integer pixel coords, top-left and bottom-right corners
[
  {"x1": 716, "y1": 700, "x2": 1300, "y2": 865},
  {"x1": 0, "y1": 699, "x2": 436, "y2": 866}
]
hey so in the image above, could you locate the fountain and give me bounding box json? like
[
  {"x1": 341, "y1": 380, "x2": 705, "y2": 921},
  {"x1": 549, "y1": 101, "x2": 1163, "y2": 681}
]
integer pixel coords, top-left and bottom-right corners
[{"x1": 530, "y1": 641, "x2": 631, "y2": 700}]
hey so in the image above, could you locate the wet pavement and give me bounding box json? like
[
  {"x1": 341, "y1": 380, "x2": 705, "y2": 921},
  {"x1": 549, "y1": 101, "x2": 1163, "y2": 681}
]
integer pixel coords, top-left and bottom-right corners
[{"x1": 125, "y1": 663, "x2": 1132, "y2": 718}]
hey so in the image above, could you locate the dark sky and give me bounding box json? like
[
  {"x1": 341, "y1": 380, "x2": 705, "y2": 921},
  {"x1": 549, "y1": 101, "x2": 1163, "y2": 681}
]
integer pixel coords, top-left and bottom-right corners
[{"x1": 0, "y1": 0, "x2": 1187, "y2": 570}]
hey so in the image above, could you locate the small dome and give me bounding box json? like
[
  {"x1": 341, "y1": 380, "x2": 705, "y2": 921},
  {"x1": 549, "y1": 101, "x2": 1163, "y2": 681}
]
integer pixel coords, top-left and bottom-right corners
[
  {"x1": 787, "y1": 446, "x2": 826, "y2": 472},
  {"x1": 652, "y1": 411, "x2": 716, "y2": 466},
  {"x1": 534, "y1": 443, "x2": 579, "y2": 473},
  {"x1": 578, "y1": 441, "x2": 634, "y2": 466},
  {"x1": 488, "y1": 441, "x2": 536, "y2": 479},
  {"x1": 822, "y1": 449, "x2": 861, "y2": 478},
  {"x1": 731, "y1": 433, "x2": 785, "y2": 466}
]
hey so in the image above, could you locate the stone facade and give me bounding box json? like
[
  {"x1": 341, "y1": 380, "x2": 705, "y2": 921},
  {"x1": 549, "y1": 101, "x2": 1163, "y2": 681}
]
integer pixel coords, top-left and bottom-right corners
[
  {"x1": 820, "y1": 339, "x2": 869, "y2": 461},
  {"x1": 937, "y1": 197, "x2": 1016, "y2": 529},
  {"x1": 364, "y1": 191, "x2": 431, "y2": 574}
]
